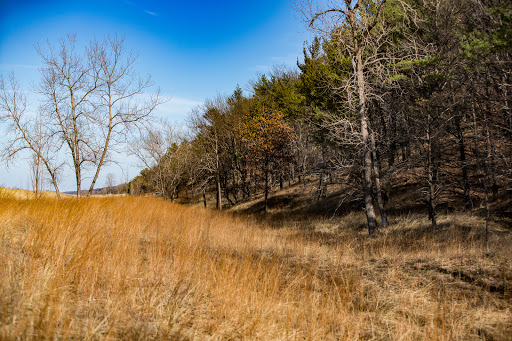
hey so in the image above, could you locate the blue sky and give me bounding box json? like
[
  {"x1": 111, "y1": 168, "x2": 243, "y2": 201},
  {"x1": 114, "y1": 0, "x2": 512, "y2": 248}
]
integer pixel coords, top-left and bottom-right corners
[{"x1": 0, "y1": 0, "x2": 312, "y2": 191}]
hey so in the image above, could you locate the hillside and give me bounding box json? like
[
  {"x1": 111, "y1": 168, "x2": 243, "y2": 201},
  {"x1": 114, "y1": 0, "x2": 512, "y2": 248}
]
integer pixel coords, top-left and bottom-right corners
[
  {"x1": 0, "y1": 187, "x2": 73, "y2": 200},
  {"x1": 0, "y1": 188, "x2": 511, "y2": 339}
]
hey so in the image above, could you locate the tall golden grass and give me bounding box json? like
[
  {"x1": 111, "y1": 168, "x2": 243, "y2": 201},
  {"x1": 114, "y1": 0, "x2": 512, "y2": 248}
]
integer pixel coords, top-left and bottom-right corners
[{"x1": 0, "y1": 188, "x2": 510, "y2": 340}]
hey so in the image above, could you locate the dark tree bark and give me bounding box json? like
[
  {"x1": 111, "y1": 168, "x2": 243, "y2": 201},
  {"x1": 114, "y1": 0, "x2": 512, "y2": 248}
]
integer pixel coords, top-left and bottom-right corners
[{"x1": 454, "y1": 117, "x2": 472, "y2": 210}]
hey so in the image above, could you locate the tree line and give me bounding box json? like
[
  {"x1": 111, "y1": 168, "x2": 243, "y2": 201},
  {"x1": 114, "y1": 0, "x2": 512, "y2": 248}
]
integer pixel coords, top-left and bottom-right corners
[{"x1": 129, "y1": 0, "x2": 511, "y2": 237}]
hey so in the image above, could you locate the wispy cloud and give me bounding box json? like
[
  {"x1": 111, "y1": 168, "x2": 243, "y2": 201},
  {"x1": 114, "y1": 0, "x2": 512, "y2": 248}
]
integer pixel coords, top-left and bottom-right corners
[
  {"x1": 153, "y1": 95, "x2": 203, "y2": 122},
  {"x1": 249, "y1": 54, "x2": 301, "y2": 74},
  {"x1": 144, "y1": 10, "x2": 158, "y2": 16},
  {"x1": 271, "y1": 54, "x2": 300, "y2": 65},
  {"x1": 250, "y1": 65, "x2": 271, "y2": 73},
  {"x1": 169, "y1": 97, "x2": 203, "y2": 106}
]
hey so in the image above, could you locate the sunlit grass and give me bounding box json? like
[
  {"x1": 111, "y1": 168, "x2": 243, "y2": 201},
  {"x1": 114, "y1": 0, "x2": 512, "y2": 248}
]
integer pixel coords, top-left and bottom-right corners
[
  {"x1": 0, "y1": 187, "x2": 72, "y2": 200},
  {"x1": 0, "y1": 189, "x2": 510, "y2": 340}
]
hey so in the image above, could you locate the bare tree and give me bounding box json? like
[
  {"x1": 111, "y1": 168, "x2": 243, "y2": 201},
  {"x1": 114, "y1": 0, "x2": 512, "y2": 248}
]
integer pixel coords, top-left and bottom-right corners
[
  {"x1": 131, "y1": 120, "x2": 187, "y2": 201},
  {"x1": 188, "y1": 97, "x2": 230, "y2": 210},
  {"x1": 0, "y1": 73, "x2": 62, "y2": 199},
  {"x1": 35, "y1": 35, "x2": 97, "y2": 198},
  {"x1": 86, "y1": 35, "x2": 163, "y2": 195},
  {"x1": 296, "y1": 0, "x2": 410, "y2": 235},
  {"x1": 30, "y1": 148, "x2": 45, "y2": 198},
  {"x1": 34, "y1": 34, "x2": 162, "y2": 198},
  {"x1": 105, "y1": 172, "x2": 116, "y2": 194}
]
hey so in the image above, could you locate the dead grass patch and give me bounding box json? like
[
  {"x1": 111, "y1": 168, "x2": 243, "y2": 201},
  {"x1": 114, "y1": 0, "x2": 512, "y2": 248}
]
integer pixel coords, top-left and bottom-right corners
[{"x1": 0, "y1": 189, "x2": 510, "y2": 340}]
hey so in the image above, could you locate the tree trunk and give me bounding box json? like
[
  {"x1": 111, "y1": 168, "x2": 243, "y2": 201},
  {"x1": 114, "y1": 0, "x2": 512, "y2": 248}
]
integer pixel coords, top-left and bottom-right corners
[
  {"x1": 232, "y1": 170, "x2": 238, "y2": 203},
  {"x1": 216, "y1": 173, "x2": 222, "y2": 211},
  {"x1": 356, "y1": 49, "x2": 378, "y2": 236},
  {"x1": 371, "y1": 132, "x2": 388, "y2": 227},
  {"x1": 317, "y1": 172, "x2": 323, "y2": 202},
  {"x1": 483, "y1": 106, "x2": 495, "y2": 250},
  {"x1": 483, "y1": 159, "x2": 490, "y2": 252},
  {"x1": 427, "y1": 112, "x2": 438, "y2": 229},
  {"x1": 88, "y1": 125, "x2": 112, "y2": 196},
  {"x1": 264, "y1": 160, "x2": 269, "y2": 212},
  {"x1": 455, "y1": 118, "x2": 472, "y2": 210},
  {"x1": 49, "y1": 170, "x2": 61, "y2": 200},
  {"x1": 490, "y1": 140, "x2": 498, "y2": 200},
  {"x1": 75, "y1": 163, "x2": 81, "y2": 199}
]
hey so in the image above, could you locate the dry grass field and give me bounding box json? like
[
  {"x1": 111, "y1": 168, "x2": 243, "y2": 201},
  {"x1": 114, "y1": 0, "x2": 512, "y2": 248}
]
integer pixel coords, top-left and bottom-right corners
[
  {"x1": 0, "y1": 187, "x2": 511, "y2": 340},
  {"x1": 0, "y1": 188, "x2": 73, "y2": 200}
]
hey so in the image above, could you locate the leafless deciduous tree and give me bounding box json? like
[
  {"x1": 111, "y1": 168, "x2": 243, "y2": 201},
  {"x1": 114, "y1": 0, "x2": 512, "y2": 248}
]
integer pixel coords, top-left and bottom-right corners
[
  {"x1": 105, "y1": 172, "x2": 116, "y2": 194},
  {"x1": 30, "y1": 147, "x2": 45, "y2": 198},
  {"x1": 131, "y1": 120, "x2": 188, "y2": 201},
  {"x1": 188, "y1": 97, "x2": 230, "y2": 210},
  {"x1": 85, "y1": 36, "x2": 163, "y2": 195},
  {"x1": 37, "y1": 34, "x2": 162, "y2": 198},
  {"x1": 1, "y1": 34, "x2": 163, "y2": 198},
  {"x1": 0, "y1": 73, "x2": 63, "y2": 199}
]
